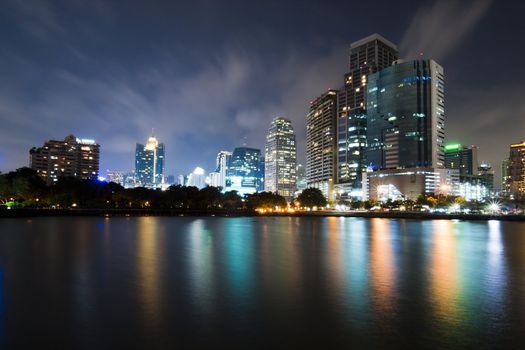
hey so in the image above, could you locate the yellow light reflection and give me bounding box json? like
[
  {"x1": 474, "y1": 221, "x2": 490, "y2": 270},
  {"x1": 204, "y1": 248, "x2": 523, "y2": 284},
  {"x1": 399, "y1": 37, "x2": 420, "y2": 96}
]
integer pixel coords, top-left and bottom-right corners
[
  {"x1": 430, "y1": 220, "x2": 459, "y2": 323},
  {"x1": 369, "y1": 218, "x2": 395, "y2": 319},
  {"x1": 326, "y1": 217, "x2": 344, "y2": 292},
  {"x1": 137, "y1": 217, "x2": 163, "y2": 328}
]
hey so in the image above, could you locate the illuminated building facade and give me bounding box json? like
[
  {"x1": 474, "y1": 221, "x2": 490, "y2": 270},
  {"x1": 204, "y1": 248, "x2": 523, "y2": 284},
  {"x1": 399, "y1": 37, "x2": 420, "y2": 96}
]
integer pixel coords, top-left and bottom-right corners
[
  {"x1": 507, "y1": 141, "x2": 525, "y2": 197},
  {"x1": 225, "y1": 147, "x2": 263, "y2": 196},
  {"x1": 135, "y1": 135, "x2": 165, "y2": 187},
  {"x1": 264, "y1": 117, "x2": 297, "y2": 200},
  {"x1": 106, "y1": 170, "x2": 125, "y2": 185},
  {"x1": 210, "y1": 151, "x2": 231, "y2": 189},
  {"x1": 306, "y1": 89, "x2": 338, "y2": 201},
  {"x1": 337, "y1": 34, "x2": 399, "y2": 194},
  {"x1": 366, "y1": 59, "x2": 446, "y2": 171},
  {"x1": 362, "y1": 167, "x2": 459, "y2": 201},
  {"x1": 29, "y1": 134, "x2": 100, "y2": 184},
  {"x1": 188, "y1": 167, "x2": 206, "y2": 189}
]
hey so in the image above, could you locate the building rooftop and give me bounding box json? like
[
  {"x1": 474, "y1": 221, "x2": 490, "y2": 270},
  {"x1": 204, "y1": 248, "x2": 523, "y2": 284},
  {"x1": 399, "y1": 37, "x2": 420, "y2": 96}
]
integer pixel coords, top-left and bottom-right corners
[{"x1": 350, "y1": 33, "x2": 398, "y2": 50}]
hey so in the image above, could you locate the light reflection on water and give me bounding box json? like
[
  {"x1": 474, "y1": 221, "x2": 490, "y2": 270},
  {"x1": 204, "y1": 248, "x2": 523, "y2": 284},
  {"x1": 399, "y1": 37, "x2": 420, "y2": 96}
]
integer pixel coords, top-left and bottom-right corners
[
  {"x1": 136, "y1": 217, "x2": 164, "y2": 331},
  {"x1": 0, "y1": 216, "x2": 524, "y2": 348}
]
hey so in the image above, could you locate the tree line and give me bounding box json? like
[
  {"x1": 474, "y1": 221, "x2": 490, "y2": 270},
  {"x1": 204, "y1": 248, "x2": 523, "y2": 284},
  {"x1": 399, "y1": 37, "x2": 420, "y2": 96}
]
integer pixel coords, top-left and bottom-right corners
[{"x1": 0, "y1": 168, "x2": 328, "y2": 211}]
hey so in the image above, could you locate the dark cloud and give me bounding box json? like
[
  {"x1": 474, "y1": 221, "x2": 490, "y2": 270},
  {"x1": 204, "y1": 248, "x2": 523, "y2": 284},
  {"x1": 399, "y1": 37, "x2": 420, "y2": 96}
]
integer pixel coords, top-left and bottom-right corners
[{"x1": 400, "y1": 0, "x2": 492, "y2": 60}]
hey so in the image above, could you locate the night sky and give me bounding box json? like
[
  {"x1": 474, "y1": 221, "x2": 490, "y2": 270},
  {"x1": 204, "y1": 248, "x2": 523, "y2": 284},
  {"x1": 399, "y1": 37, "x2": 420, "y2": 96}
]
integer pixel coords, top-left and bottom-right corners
[{"x1": 0, "y1": 0, "x2": 523, "y2": 184}]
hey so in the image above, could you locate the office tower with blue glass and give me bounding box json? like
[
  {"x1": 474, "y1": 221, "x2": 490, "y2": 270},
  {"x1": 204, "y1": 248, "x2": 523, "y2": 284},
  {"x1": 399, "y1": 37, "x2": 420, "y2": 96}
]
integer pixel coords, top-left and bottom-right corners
[
  {"x1": 363, "y1": 59, "x2": 452, "y2": 201},
  {"x1": 366, "y1": 59, "x2": 445, "y2": 170},
  {"x1": 225, "y1": 147, "x2": 262, "y2": 196},
  {"x1": 336, "y1": 34, "x2": 399, "y2": 197},
  {"x1": 135, "y1": 135, "x2": 165, "y2": 187}
]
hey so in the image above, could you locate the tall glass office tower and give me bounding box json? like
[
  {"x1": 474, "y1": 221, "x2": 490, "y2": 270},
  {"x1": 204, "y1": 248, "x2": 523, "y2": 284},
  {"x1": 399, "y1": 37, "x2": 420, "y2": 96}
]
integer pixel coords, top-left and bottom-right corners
[
  {"x1": 135, "y1": 135, "x2": 165, "y2": 187},
  {"x1": 336, "y1": 34, "x2": 398, "y2": 195},
  {"x1": 365, "y1": 59, "x2": 445, "y2": 170},
  {"x1": 264, "y1": 117, "x2": 297, "y2": 200},
  {"x1": 225, "y1": 147, "x2": 262, "y2": 196}
]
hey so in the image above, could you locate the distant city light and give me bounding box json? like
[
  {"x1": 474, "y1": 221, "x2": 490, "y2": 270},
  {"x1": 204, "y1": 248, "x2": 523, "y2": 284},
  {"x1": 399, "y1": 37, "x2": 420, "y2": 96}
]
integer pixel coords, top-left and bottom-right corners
[
  {"x1": 193, "y1": 167, "x2": 205, "y2": 176},
  {"x1": 97, "y1": 176, "x2": 106, "y2": 182}
]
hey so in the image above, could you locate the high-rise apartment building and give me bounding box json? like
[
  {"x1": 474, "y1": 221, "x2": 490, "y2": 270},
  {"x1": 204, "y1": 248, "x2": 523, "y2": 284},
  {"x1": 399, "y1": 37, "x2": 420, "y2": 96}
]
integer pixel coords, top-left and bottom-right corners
[
  {"x1": 507, "y1": 141, "x2": 525, "y2": 197},
  {"x1": 29, "y1": 134, "x2": 100, "y2": 184},
  {"x1": 306, "y1": 89, "x2": 338, "y2": 201},
  {"x1": 225, "y1": 147, "x2": 262, "y2": 196},
  {"x1": 264, "y1": 117, "x2": 297, "y2": 200},
  {"x1": 135, "y1": 135, "x2": 165, "y2": 187},
  {"x1": 365, "y1": 59, "x2": 445, "y2": 171},
  {"x1": 337, "y1": 34, "x2": 399, "y2": 194}
]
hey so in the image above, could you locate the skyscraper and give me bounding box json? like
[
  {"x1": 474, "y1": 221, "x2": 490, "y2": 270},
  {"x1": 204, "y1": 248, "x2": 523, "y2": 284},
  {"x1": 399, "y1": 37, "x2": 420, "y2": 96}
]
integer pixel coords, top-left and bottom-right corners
[
  {"x1": 264, "y1": 117, "x2": 297, "y2": 200},
  {"x1": 337, "y1": 34, "x2": 399, "y2": 194},
  {"x1": 306, "y1": 89, "x2": 338, "y2": 201},
  {"x1": 444, "y1": 144, "x2": 479, "y2": 176},
  {"x1": 361, "y1": 59, "x2": 452, "y2": 201},
  {"x1": 135, "y1": 135, "x2": 165, "y2": 187},
  {"x1": 507, "y1": 141, "x2": 525, "y2": 197},
  {"x1": 213, "y1": 151, "x2": 232, "y2": 189},
  {"x1": 225, "y1": 147, "x2": 262, "y2": 196},
  {"x1": 29, "y1": 134, "x2": 100, "y2": 184},
  {"x1": 365, "y1": 59, "x2": 445, "y2": 170}
]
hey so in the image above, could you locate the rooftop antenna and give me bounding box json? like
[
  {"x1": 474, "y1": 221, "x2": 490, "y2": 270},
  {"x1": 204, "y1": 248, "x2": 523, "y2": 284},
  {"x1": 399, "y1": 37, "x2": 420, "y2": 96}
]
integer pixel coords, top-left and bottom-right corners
[
  {"x1": 151, "y1": 128, "x2": 155, "y2": 137},
  {"x1": 242, "y1": 136, "x2": 247, "y2": 147}
]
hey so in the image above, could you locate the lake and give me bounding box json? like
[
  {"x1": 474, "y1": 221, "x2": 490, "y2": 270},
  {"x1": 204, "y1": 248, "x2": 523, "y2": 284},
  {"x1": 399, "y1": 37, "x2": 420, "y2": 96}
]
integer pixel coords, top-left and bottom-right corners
[{"x1": 0, "y1": 216, "x2": 524, "y2": 349}]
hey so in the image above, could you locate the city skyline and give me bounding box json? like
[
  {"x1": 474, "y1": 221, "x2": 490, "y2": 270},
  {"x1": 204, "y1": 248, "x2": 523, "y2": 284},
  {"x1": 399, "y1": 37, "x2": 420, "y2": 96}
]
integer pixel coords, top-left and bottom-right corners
[{"x1": 0, "y1": 1, "x2": 523, "y2": 185}]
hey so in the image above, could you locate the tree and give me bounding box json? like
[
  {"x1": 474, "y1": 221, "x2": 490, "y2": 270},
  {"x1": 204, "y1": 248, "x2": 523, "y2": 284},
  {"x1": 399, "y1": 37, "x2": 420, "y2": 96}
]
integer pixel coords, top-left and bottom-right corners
[
  {"x1": 245, "y1": 192, "x2": 287, "y2": 210},
  {"x1": 196, "y1": 186, "x2": 223, "y2": 209},
  {"x1": 296, "y1": 188, "x2": 327, "y2": 208},
  {"x1": 0, "y1": 167, "x2": 46, "y2": 205},
  {"x1": 221, "y1": 191, "x2": 243, "y2": 210}
]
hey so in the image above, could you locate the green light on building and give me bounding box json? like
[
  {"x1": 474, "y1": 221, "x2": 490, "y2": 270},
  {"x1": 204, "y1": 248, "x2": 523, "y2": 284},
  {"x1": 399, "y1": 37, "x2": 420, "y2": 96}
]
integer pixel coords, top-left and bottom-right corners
[{"x1": 445, "y1": 144, "x2": 461, "y2": 151}]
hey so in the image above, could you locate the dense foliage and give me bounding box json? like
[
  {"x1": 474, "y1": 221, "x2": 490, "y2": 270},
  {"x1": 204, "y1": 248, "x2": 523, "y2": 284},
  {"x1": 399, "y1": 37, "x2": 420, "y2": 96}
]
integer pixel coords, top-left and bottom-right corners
[
  {"x1": 296, "y1": 188, "x2": 327, "y2": 208},
  {"x1": 0, "y1": 168, "x2": 289, "y2": 211}
]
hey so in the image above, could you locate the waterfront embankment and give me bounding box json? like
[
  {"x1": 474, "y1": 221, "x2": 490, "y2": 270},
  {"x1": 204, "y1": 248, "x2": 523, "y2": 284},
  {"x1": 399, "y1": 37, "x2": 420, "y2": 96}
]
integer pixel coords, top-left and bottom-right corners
[{"x1": 1, "y1": 208, "x2": 524, "y2": 221}]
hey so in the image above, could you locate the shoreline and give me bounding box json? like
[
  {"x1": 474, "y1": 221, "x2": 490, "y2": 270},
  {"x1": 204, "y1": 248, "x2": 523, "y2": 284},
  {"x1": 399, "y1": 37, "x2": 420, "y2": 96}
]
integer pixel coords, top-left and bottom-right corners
[{"x1": 1, "y1": 208, "x2": 524, "y2": 221}]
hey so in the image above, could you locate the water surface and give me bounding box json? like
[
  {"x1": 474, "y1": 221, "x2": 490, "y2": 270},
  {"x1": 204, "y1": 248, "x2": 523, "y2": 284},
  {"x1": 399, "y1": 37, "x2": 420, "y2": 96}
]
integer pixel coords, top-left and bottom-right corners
[{"x1": 1, "y1": 217, "x2": 524, "y2": 349}]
